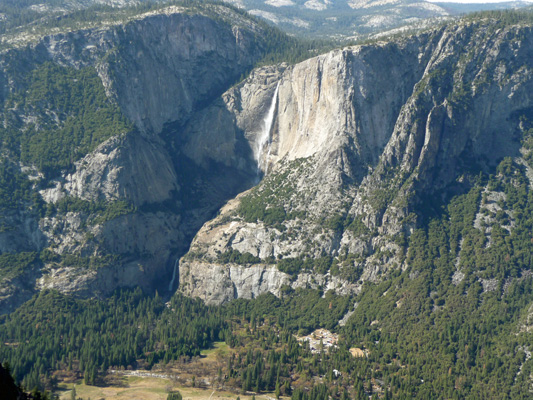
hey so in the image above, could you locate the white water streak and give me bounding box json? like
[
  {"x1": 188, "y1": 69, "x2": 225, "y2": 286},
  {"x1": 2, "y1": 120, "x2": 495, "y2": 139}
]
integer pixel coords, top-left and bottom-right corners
[
  {"x1": 168, "y1": 258, "x2": 179, "y2": 291},
  {"x1": 255, "y1": 81, "x2": 280, "y2": 174}
]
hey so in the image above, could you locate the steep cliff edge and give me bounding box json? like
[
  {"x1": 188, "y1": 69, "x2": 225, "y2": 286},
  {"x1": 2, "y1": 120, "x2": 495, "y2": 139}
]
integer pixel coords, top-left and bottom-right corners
[{"x1": 179, "y1": 20, "x2": 533, "y2": 304}]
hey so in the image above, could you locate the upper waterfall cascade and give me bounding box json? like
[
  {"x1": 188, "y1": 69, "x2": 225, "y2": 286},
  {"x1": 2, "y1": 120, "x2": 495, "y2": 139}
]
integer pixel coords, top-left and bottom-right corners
[{"x1": 255, "y1": 81, "x2": 280, "y2": 174}]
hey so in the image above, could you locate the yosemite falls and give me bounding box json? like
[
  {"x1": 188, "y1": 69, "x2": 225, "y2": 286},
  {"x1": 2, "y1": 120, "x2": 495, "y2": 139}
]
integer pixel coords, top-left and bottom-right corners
[{"x1": 255, "y1": 81, "x2": 280, "y2": 175}]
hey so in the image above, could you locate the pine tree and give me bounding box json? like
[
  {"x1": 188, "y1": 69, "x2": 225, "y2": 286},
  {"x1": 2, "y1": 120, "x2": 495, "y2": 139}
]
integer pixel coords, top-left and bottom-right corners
[{"x1": 167, "y1": 392, "x2": 182, "y2": 400}]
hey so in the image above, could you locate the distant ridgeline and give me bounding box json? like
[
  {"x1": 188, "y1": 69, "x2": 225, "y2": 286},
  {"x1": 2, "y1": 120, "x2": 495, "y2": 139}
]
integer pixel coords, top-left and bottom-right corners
[
  {"x1": 0, "y1": 0, "x2": 336, "y2": 58},
  {"x1": 1, "y1": 0, "x2": 533, "y2": 41}
]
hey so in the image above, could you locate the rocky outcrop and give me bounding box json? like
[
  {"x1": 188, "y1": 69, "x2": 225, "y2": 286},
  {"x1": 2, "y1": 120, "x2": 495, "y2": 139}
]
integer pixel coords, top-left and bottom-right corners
[
  {"x1": 178, "y1": 193, "x2": 361, "y2": 305},
  {"x1": 180, "y1": 260, "x2": 359, "y2": 305}
]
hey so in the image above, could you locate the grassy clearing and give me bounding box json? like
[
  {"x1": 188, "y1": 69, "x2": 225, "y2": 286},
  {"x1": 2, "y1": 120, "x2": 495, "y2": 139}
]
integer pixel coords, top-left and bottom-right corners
[
  {"x1": 57, "y1": 375, "x2": 269, "y2": 400},
  {"x1": 200, "y1": 341, "x2": 230, "y2": 361}
]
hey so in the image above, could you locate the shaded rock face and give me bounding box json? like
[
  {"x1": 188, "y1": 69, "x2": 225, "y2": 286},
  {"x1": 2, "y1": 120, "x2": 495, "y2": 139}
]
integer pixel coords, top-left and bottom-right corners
[
  {"x1": 0, "y1": 6, "x2": 267, "y2": 312},
  {"x1": 32, "y1": 8, "x2": 264, "y2": 134},
  {"x1": 0, "y1": 211, "x2": 46, "y2": 255},
  {"x1": 179, "y1": 22, "x2": 533, "y2": 304},
  {"x1": 0, "y1": 261, "x2": 41, "y2": 316}
]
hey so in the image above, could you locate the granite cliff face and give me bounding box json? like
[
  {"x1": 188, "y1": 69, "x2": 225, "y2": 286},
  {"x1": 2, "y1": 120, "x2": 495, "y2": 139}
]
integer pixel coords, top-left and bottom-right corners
[
  {"x1": 179, "y1": 21, "x2": 533, "y2": 304},
  {"x1": 1, "y1": 7, "x2": 533, "y2": 312}
]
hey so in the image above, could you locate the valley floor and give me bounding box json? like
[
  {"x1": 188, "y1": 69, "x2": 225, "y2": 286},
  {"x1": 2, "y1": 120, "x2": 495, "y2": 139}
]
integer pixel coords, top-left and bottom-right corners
[
  {"x1": 55, "y1": 343, "x2": 281, "y2": 400},
  {"x1": 57, "y1": 375, "x2": 279, "y2": 400}
]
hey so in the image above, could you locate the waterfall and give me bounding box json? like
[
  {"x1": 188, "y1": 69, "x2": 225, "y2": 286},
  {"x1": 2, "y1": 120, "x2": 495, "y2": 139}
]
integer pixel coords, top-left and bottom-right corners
[
  {"x1": 255, "y1": 81, "x2": 280, "y2": 174},
  {"x1": 168, "y1": 258, "x2": 179, "y2": 292}
]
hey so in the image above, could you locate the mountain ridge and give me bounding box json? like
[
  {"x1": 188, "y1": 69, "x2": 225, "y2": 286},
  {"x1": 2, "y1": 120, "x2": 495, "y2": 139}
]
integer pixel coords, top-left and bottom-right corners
[{"x1": 178, "y1": 16, "x2": 533, "y2": 303}]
